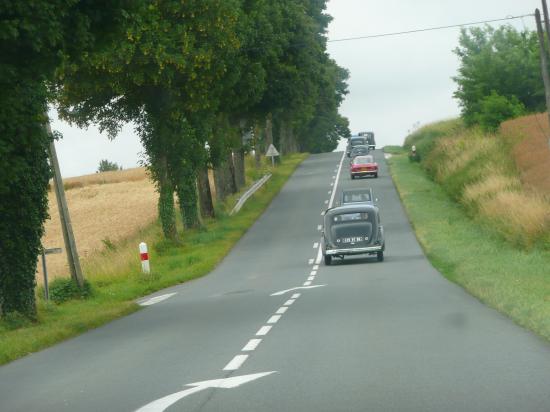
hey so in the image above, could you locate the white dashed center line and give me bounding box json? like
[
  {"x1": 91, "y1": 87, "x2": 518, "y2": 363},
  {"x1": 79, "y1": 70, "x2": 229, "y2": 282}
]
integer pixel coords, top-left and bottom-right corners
[
  {"x1": 223, "y1": 354, "x2": 249, "y2": 371},
  {"x1": 313, "y1": 242, "x2": 319, "y2": 249},
  {"x1": 313, "y1": 265, "x2": 319, "y2": 270},
  {"x1": 303, "y1": 281, "x2": 312, "y2": 286},
  {"x1": 276, "y1": 306, "x2": 288, "y2": 314},
  {"x1": 317, "y1": 225, "x2": 322, "y2": 231},
  {"x1": 307, "y1": 276, "x2": 315, "y2": 281},
  {"x1": 284, "y1": 299, "x2": 296, "y2": 306},
  {"x1": 242, "y1": 339, "x2": 262, "y2": 352},
  {"x1": 308, "y1": 258, "x2": 314, "y2": 265},
  {"x1": 267, "y1": 315, "x2": 282, "y2": 324},
  {"x1": 256, "y1": 325, "x2": 272, "y2": 336},
  {"x1": 291, "y1": 293, "x2": 301, "y2": 299},
  {"x1": 310, "y1": 270, "x2": 317, "y2": 276},
  {"x1": 328, "y1": 190, "x2": 332, "y2": 195},
  {"x1": 324, "y1": 199, "x2": 329, "y2": 204}
]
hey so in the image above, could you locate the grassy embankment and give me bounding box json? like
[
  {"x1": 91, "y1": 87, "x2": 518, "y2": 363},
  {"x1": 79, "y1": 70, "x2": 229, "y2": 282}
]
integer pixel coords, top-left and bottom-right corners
[
  {"x1": 387, "y1": 116, "x2": 550, "y2": 341},
  {"x1": 0, "y1": 154, "x2": 307, "y2": 365}
]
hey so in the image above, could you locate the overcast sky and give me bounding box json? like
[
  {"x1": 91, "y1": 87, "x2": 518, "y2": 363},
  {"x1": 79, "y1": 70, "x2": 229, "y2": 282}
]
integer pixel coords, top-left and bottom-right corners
[{"x1": 51, "y1": 0, "x2": 540, "y2": 177}]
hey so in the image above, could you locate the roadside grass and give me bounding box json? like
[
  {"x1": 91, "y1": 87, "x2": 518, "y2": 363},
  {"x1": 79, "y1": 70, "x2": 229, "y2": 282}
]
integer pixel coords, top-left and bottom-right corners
[
  {"x1": 389, "y1": 154, "x2": 550, "y2": 341},
  {"x1": 383, "y1": 145, "x2": 406, "y2": 155},
  {"x1": 0, "y1": 153, "x2": 307, "y2": 365}
]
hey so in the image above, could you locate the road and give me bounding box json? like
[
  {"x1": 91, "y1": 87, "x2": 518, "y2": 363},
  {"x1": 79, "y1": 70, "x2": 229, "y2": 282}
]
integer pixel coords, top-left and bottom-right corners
[{"x1": 1, "y1": 150, "x2": 550, "y2": 412}]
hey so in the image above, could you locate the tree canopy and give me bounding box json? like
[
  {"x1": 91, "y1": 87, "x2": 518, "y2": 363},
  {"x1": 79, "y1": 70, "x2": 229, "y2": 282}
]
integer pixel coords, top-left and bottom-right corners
[{"x1": 453, "y1": 25, "x2": 545, "y2": 127}]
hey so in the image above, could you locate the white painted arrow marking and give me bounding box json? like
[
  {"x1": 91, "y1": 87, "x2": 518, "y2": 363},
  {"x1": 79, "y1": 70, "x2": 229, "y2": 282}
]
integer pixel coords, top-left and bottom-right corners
[
  {"x1": 270, "y1": 284, "x2": 327, "y2": 296},
  {"x1": 135, "y1": 371, "x2": 276, "y2": 412}
]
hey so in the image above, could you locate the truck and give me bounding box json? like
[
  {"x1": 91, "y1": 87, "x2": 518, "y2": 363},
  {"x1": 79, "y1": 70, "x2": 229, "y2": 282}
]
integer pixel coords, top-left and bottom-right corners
[{"x1": 358, "y1": 131, "x2": 376, "y2": 150}]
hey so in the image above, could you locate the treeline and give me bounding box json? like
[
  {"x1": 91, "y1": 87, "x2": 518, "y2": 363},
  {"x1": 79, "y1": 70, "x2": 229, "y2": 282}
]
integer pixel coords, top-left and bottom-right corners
[
  {"x1": 453, "y1": 25, "x2": 545, "y2": 131},
  {"x1": 0, "y1": 1, "x2": 350, "y2": 319}
]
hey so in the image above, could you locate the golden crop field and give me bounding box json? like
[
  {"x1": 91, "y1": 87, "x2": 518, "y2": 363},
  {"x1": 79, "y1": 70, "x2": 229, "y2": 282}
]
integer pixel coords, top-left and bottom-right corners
[{"x1": 38, "y1": 168, "x2": 158, "y2": 283}]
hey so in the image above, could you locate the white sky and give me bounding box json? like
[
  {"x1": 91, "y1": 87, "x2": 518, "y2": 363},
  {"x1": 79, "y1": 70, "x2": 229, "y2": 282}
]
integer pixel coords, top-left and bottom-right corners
[{"x1": 51, "y1": 0, "x2": 540, "y2": 176}]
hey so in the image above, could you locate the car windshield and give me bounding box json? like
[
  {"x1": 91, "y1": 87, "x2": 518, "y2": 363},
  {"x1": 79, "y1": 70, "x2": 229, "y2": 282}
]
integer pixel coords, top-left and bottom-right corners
[
  {"x1": 350, "y1": 138, "x2": 366, "y2": 146},
  {"x1": 332, "y1": 212, "x2": 369, "y2": 223},
  {"x1": 353, "y1": 156, "x2": 374, "y2": 164},
  {"x1": 343, "y1": 191, "x2": 372, "y2": 203}
]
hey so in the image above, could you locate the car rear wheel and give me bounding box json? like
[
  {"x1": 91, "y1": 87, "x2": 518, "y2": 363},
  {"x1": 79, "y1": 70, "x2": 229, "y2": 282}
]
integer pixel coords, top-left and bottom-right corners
[
  {"x1": 324, "y1": 255, "x2": 332, "y2": 265},
  {"x1": 374, "y1": 173, "x2": 378, "y2": 178},
  {"x1": 350, "y1": 175, "x2": 355, "y2": 180},
  {"x1": 377, "y1": 251, "x2": 384, "y2": 262}
]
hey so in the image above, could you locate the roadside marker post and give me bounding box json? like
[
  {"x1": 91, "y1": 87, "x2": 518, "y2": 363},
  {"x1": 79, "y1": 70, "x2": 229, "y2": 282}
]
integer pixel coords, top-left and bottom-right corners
[
  {"x1": 40, "y1": 247, "x2": 62, "y2": 300},
  {"x1": 139, "y1": 242, "x2": 151, "y2": 274}
]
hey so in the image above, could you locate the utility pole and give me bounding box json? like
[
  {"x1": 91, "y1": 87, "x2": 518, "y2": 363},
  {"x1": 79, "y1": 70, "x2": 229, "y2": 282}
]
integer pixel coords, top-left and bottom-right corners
[
  {"x1": 45, "y1": 118, "x2": 85, "y2": 288},
  {"x1": 535, "y1": 8, "x2": 550, "y2": 148}
]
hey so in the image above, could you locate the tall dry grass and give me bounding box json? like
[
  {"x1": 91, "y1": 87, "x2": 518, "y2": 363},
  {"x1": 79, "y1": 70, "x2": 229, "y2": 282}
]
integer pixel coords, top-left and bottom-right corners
[
  {"x1": 416, "y1": 117, "x2": 550, "y2": 249},
  {"x1": 500, "y1": 113, "x2": 550, "y2": 194}
]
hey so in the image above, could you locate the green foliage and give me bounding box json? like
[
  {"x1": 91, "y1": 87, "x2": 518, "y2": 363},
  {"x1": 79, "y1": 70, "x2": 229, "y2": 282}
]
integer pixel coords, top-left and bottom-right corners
[
  {"x1": 0, "y1": 0, "x2": 129, "y2": 319},
  {"x1": 49, "y1": 278, "x2": 93, "y2": 304},
  {"x1": 97, "y1": 159, "x2": 122, "y2": 172},
  {"x1": 453, "y1": 25, "x2": 544, "y2": 126},
  {"x1": 475, "y1": 92, "x2": 526, "y2": 132},
  {"x1": 404, "y1": 119, "x2": 464, "y2": 161}
]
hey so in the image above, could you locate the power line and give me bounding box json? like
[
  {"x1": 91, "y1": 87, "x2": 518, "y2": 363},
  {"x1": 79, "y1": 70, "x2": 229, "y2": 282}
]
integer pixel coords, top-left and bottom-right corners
[{"x1": 327, "y1": 14, "x2": 535, "y2": 43}]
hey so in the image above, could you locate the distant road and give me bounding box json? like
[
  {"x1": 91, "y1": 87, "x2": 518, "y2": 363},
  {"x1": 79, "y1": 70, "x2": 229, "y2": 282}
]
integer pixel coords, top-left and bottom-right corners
[{"x1": 1, "y1": 150, "x2": 550, "y2": 411}]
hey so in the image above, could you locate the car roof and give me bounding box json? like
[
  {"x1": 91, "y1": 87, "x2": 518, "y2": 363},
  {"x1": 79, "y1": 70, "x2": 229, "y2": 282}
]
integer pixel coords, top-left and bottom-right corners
[
  {"x1": 325, "y1": 203, "x2": 378, "y2": 216},
  {"x1": 353, "y1": 155, "x2": 374, "y2": 161},
  {"x1": 351, "y1": 145, "x2": 369, "y2": 149}
]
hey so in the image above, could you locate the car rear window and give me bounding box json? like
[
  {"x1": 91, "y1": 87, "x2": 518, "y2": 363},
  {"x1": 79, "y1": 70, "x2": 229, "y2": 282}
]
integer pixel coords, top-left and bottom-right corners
[
  {"x1": 332, "y1": 212, "x2": 370, "y2": 223},
  {"x1": 350, "y1": 138, "x2": 366, "y2": 146},
  {"x1": 353, "y1": 156, "x2": 374, "y2": 164},
  {"x1": 343, "y1": 192, "x2": 371, "y2": 203}
]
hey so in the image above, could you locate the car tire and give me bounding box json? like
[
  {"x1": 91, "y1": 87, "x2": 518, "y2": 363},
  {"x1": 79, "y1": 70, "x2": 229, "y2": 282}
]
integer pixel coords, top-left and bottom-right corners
[
  {"x1": 324, "y1": 255, "x2": 332, "y2": 265},
  {"x1": 377, "y1": 251, "x2": 384, "y2": 262},
  {"x1": 351, "y1": 175, "x2": 355, "y2": 180},
  {"x1": 374, "y1": 173, "x2": 378, "y2": 178}
]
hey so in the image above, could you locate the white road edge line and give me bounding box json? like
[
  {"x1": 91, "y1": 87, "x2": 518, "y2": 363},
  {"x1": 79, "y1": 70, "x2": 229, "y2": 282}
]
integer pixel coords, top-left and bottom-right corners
[
  {"x1": 267, "y1": 315, "x2": 282, "y2": 324},
  {"x1": 256, "y1": 325, "x2": 272, "y2": 336},
  {"x1": 223, "y1": 354, "x2": 249, "y2": 371},
  {"x1": 329, "y1": 152, "x2": 346, "y2": 208},
  {"x1": 242, "y1": 339, "x2": 262, "y2": 352}
]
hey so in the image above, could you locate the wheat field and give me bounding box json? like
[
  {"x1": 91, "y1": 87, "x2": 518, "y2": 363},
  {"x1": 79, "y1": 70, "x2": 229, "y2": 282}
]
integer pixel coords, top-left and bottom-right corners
[{"x1": 38, "y1": 168, "x2": 158, "y2": 283}]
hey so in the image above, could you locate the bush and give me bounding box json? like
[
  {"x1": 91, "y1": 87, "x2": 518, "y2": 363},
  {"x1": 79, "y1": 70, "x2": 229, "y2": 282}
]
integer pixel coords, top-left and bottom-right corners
[
  {"x1": 475, "y1": 92, "x2": 526, "y2": 133},
  {"x1": 49, "y1": 278, "x2": 93, "y2": 304}
]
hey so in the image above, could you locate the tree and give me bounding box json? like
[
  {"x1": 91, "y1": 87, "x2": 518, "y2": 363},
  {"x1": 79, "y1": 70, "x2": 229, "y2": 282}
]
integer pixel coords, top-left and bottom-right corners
[
  {"x1": 0, "y1": 0, "x2": 128, "y2": 318},
  {"x1": 97, "y1": 159, "x2": 122, "y2": 172},
  {"x1": 475, "y1": 91, "x2": 526, "y2": 132},
  {"x1": 453, "y1": 25, "x2": 545, "y2": 126},
  {"x1": 55, "y1": 0, "x2": 242, "y2": 234}
]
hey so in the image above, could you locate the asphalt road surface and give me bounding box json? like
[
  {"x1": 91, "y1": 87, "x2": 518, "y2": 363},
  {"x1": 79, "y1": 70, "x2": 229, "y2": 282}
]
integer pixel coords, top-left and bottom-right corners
[{"x1": 1, "y1": 151, "x2": 550, "y2": 412}]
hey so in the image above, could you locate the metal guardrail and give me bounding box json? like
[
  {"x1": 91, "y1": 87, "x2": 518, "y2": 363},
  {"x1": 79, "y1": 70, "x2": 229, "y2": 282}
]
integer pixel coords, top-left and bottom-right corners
[{"x1": 230, "y1": 174, "x2": 272, "y2": 216}]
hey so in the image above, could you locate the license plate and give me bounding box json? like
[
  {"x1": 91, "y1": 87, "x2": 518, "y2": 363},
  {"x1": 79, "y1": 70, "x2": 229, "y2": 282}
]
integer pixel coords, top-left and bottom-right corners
[{"x1": 339, "y1": 236, "x2": 367, "y2": 244}]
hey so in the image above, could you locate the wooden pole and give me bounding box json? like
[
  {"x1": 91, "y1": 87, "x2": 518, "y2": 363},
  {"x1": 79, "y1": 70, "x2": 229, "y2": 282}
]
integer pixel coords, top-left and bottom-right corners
[
  {"x1": 535, "y1": 9, "x2": 550, "y2": 148},
  {"x1": 45, "y1": 119, "x2": 85, "y2": 288},
  {"x1": 540, "y1": 1, "x2": 550, "y2": 148}
]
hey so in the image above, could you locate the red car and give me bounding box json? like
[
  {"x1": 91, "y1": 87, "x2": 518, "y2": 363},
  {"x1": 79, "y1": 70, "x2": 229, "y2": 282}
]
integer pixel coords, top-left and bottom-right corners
[{"x1": 350, "y1": 155, "x2": 378, "y2": 179}]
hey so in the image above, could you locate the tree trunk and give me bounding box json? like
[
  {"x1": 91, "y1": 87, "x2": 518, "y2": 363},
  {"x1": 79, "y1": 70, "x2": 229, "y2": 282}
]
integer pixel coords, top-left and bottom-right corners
[
  {"x1": 214, "y1": 153, "x2": 237, "y2": 201},
  {"x1": 227, "y1": 151, "x2": 238, "y2": 193},
  {"x1": 176, "y1": 170, "x2": 201, "y2": 230},
  {"x1": 254, "y1": 123, "x2": 263, "y2": 168},
  {"x1": 265, "y1": 113, "x2": 273, "y2": 147},
  {"x1": 157, "y1": 155, "x2": 178, "y2": 240},
  {"x1": 197, "y1": 164, "x2": 215, "y2": 219},
  {"x1": 233, "y1": 147, "x2": 246, "y2": 189}
]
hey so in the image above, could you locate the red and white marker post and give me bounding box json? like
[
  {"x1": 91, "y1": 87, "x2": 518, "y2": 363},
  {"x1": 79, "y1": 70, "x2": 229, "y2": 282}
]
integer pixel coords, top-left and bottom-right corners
[{"x1": 139, "y1": 242, "x2": 151, "y2": 274}]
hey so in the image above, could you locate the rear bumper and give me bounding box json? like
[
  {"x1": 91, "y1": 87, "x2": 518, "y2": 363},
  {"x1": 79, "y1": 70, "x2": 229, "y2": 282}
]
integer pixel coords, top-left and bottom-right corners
[
  {"x1": 325, "y1": 245, "x2": 383, "y2": 256},
  {"x1": 351, "y1": 170, "x2": 377, "y2": 176}
]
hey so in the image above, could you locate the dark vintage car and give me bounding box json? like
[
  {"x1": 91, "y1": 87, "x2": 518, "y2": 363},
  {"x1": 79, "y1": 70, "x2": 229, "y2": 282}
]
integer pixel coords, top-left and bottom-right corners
[
  {"x1": 349, "y1": 144, "x2": 370, "y2": 160},
  {"x1": 350, "y1": 155, "x2": 378, "y2": 179},
  {"x1": 322, "y1": 204, "x2": 385, "y2": 265},
  {"x1": 340, "y1": 188, "x2": 375, "y2": 206},
  {"x1": 346, "y1": 136, "x2": 367, "y2": 157}
]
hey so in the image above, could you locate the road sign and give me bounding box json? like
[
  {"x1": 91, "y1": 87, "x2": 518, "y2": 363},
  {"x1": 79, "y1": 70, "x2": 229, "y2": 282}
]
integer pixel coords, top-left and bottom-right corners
[
  {"x1": 265, "y1": 144, "x2": 280, "y2": 167},
  {"x1": 136, "y1": 371, "x2": 276, "y2": 412},
  {"x1": 44, "y1": 248, "x2": 62, "y2": 255},
  {"x1": 265, "y1": 144, "x2": 280, "y2": 157}
]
